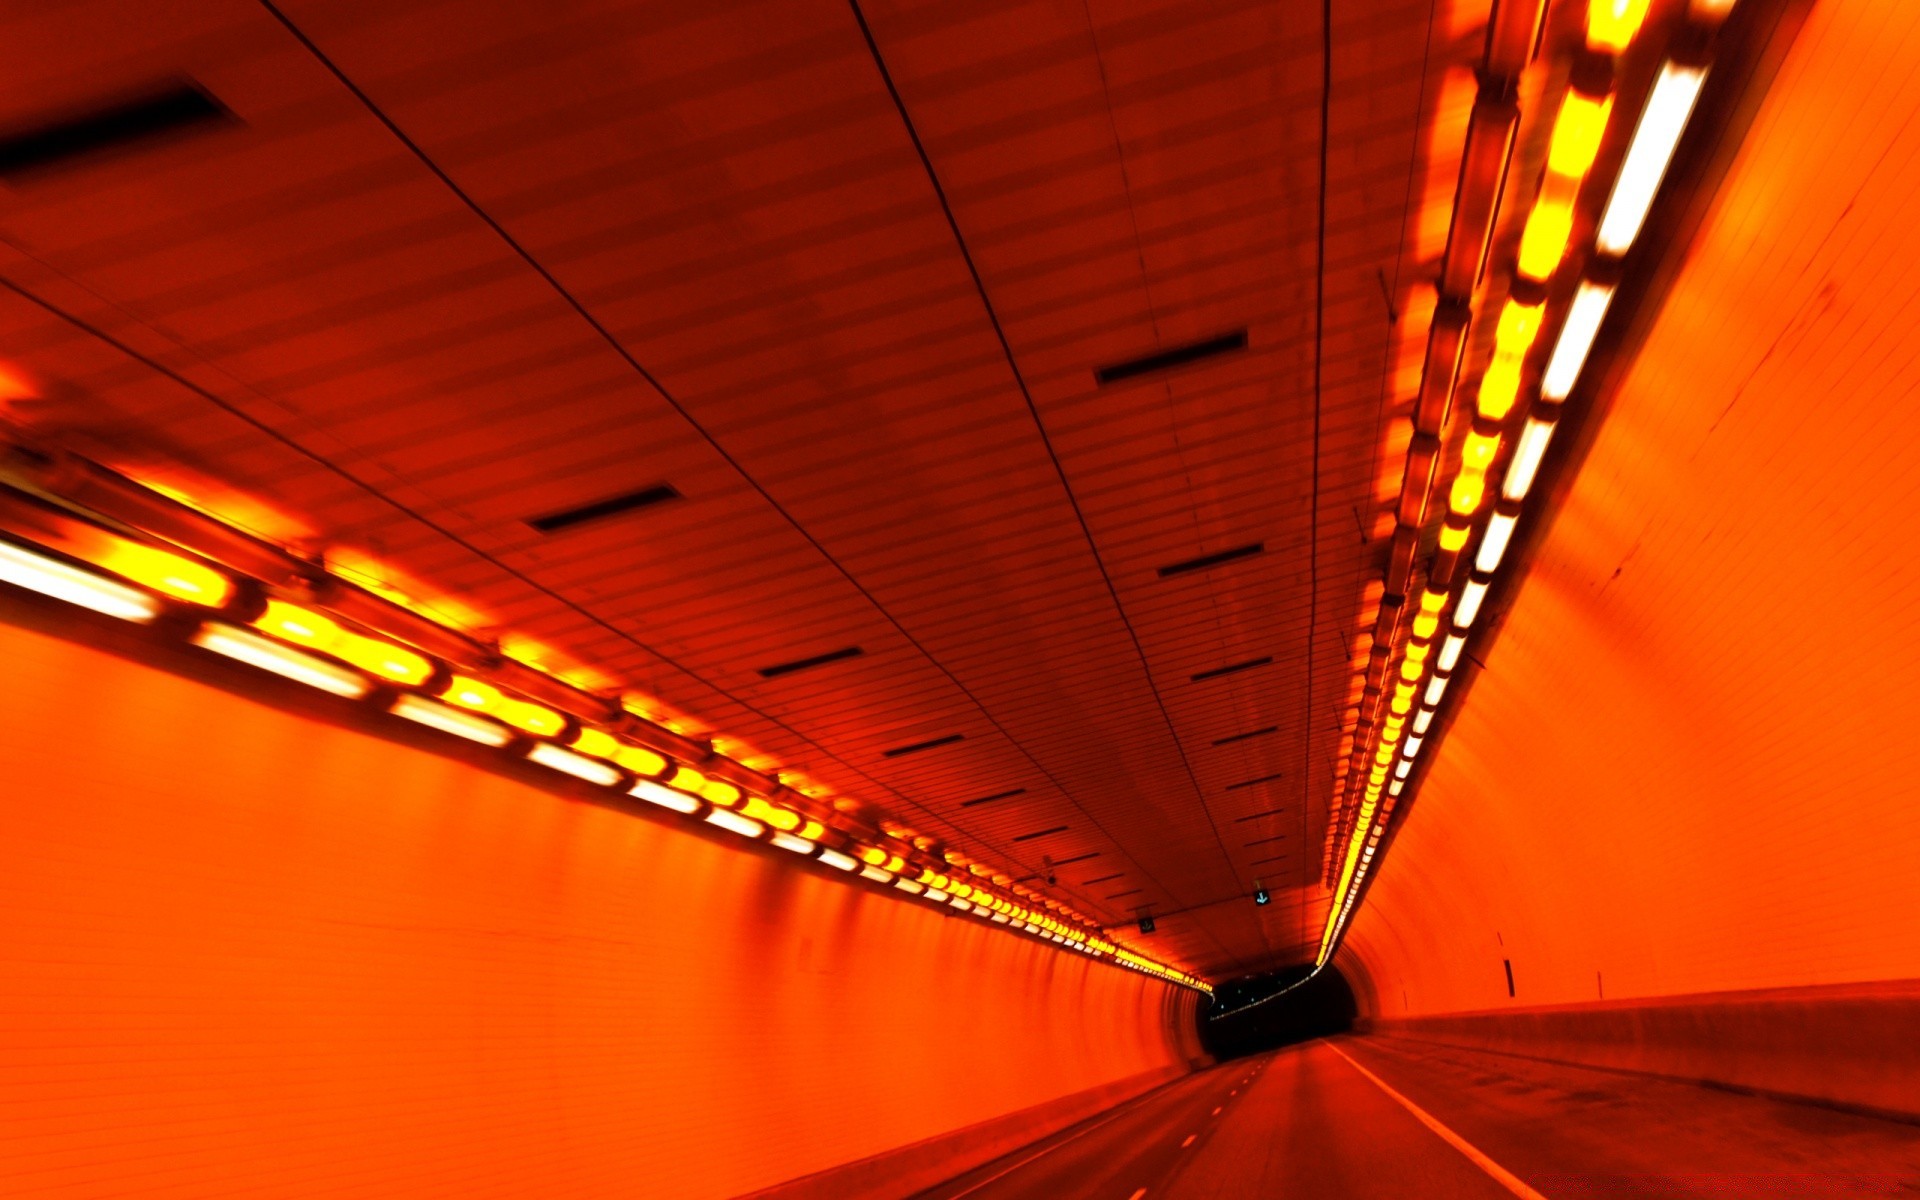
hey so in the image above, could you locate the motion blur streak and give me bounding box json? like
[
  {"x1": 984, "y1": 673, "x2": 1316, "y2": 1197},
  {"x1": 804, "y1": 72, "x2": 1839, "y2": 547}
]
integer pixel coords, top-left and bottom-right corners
[{"x1": 0, "y1": 618, "x2": 1199, "y2": 1199}]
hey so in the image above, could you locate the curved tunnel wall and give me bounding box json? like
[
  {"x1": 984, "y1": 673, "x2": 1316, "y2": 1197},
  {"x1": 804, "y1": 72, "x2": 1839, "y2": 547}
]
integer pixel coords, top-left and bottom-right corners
[
  {"x1": 1335, "y1": 0, "x2": 1920, "y2": 1109},
  {"x1": 0, "y1": 612, "x2": 1199, "y2": 1199}
]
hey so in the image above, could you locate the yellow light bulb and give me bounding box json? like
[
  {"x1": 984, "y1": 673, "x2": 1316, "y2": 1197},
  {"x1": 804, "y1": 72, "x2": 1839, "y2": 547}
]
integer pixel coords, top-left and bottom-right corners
[
  {"x1": 613, "y1": 744, "x2": 668, "y2": 777},
  {"x1": 1548, "y1": 92, "x2": 1614, "y2": 178},
  {"x1": 1450, "y1": 468, "x2": 1488, "y2": 516},
  {"x1": 256, "y1": 599, "x2": 341, "y2": 651},
  {"x1": 333, "y1": 632, "x2": 434, "y2": 686},
  {"x1": 571, "y1": 728, "x2": 621, "y2": 759},
  {"x1": 1461, "y1": 430, "x2": 1503, "y2": 473},
  {"x1": 1517, "y1": 195, "x2": 1576, "y2": 282},
  {"x1": 1588, "y1": 0, "x2": 1651, "y2": 52},
  {"x1": 98, "y1": 542, "x2": 233, "y2": 607},
  {"x1": 441, "y1": 675, "x2": 501, "y2": 712}
]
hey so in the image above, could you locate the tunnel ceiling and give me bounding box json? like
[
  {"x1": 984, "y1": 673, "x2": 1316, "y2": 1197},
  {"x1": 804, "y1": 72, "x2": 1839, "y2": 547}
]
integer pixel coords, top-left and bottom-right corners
[{"x1": 0, "y1": 0, "x2": 1483, "y2": 979}]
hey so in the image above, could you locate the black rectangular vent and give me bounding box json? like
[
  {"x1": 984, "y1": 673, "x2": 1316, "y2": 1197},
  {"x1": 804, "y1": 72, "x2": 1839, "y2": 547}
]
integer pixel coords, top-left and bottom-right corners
[
  {"x1": 1013, "y1": 874, "x2": 1039, "y2": 883},
  {"x1": 1083, "y1": 873, "x2": 1124, "y2": 885},
  {"x1": 1157, "y1": 542, "x2": 1264, "y2": 579},
  {"x1": 526, "y1": 483, "x2": 681, "y2": 533},
  {"x1": 1226, "y1": 772, "x2": 1284, "y2": 791},
  {"x1": 1107, "y1": 888, "x2": 1143, "y2": 899},
  {"x1": 1212, "y1": 726, "x2": 1278, "y2": 746},
  {"x1": 0, "y1": 82, "x2": 232, "y2": 179},
  {"x1": 960, "y1": 787, "x2": 1027, "y2": 808},
  {"x1": 757, "y1": 645, "x2": 863, "y2": 679},
  {"x1": 1245, "y1": 834, "x2": 1287, "y2": 847},
  {"x1": 1012, "y1": 824, "x2": 1069, "y2": 843},
  {"x1": 1233, "y1": 807, "x2": 1285, "y2": 823},
  {"x1": 1190, "y1": 656, "x2": 1272, "y2": 683},
  {"x1": 882, "y1": 733, "x2": 964, "y2": 759},
  {"x1": 1094, "y1": 330, "x2": 1248, "y2": 385},
  {"x1": 1051, "y1": 852, "x2": 1101, "y2": 867},
  {"x1": 1249, "y1": 854, "x2": 1288, "y2": 866}
]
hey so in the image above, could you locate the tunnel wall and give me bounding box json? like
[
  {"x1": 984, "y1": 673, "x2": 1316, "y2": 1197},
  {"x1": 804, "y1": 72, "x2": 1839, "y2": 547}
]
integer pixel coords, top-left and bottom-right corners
[
  {"x1": 0, "y1": 609, "x2": 1201, "y2": 1200},
  {"x1": 1338, "y1": 0, "x2": 1920, "y2": 1120}
]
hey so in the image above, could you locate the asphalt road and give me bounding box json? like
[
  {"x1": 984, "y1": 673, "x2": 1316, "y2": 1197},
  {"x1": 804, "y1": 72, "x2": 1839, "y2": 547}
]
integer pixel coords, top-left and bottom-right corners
[{"x1": 912, "y1": 1036, "x2": 1920, "y2": 1199}]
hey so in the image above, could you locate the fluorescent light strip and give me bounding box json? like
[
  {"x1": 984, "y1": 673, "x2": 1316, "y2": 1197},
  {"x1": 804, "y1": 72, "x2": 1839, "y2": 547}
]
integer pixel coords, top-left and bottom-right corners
[
  {"x1": 1456, "y1": 577, "x2": 1491, "y2": 628},
  {"x1": 1424, "y1": 674, "x2": 1449, "y2": 706},
  {"x1": 1389, "y1": 779, "x2": 1405, "y2": 796},
  {"x1": 0, "y1": 540, "x2": 161, "y2": 622},
  {"x1": 1404, "y1": 735, "x2": 1424, "y2": 758},
  {"x1": 771, "y1": 832, "x2": 816, "y2": 855},
  {"x1": 1542, "y1": 283, "x2": 1615, "y2": 400},
  {"x1": 925, "y1": 887, "x2": 949, "y2": 902},
  {"x1": 949, "y1": 896, "x2": 972, "y2": 910},
  {"x1": 1393, "y1": 760, "x2": 1412, "y2": 780},
  {"x1": 706, "y1": 808, "x2": 764, "y2": 839},
  {"x1": 528, "y1": 741, "x2": 623, "y2": 786},
  {"x1": 861, "y1": 865, "x2": 895, "y2": 883},
  {"x1": 817, "y1": 848, "x2": 859, "y2": 872},
  {"x1": 391, "y1": 695, "x2": 512, "y2": 746},
  {"x1": 193, "y1": 623, "x2": 370, "y2": 698},
  {"x1": 1437, "y1": 634, "x2": 1466, "y2": 672},
  {"x1": 893, "y1": 877, "x2": 925, "y2": 894},
  {"x1": 1503, "y1": 417, "x2": 1556, "y2": 501},
  {"x1": 1598, "y1": 63, "x2": 1709, "y2": 255},
  {"x1": 1413, "y1": 708, "x2": 1436, "y2": 734},
  {"x1": 632, "y1": 779, "x2": 701, "y2": 813},
  {"x1": 1476, "y1": 511, "x2": 1519, "y2": 573}
]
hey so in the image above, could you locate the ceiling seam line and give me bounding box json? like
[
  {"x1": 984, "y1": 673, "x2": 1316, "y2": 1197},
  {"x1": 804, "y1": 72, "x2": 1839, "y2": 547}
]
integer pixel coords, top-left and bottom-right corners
[
  {"x1": 847, "y1": 0, "x2": 1257, "y2": 972},
  {"x1": 1304, "y1": 0, "x2": 1334, "y2": 958},
  {"x1": 246, "y1": 0, "x2": 1185, "y2": 935}
]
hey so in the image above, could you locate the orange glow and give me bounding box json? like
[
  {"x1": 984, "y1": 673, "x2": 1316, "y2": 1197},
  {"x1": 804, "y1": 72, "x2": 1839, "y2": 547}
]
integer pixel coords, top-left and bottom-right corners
[
  {"x1": 700, "y1": 779, "x2": 743, "y2": 807},
  {"x1": 326, "y1": 547, "x2": 490, "y2": 637},
  {"x1": 441, "y1": 675, "x2": 502, "y2": 712},
  {"x1": 667, "y1": 766, "x2": 707, "y2": 794},
  {"x1": 1398, "y1": 657, "x2": 1424, "y2": 682},
  {"x1": 1438, "y1": 522, "x2": 1471, "y2": 553},
  {"x1": 1587, "y1": 0, "x2": 1651, "y2": 52},
  {"x1": 124, "y1": 467, "x2": 314, "y2": 548},
  {"x1": 333, "y1": 632, "x2": 435, "y2": 687},
  {"x1": 613, "y1": 744, "x2": 669, "y2": 778},
  {"x1": 1449, "y1": 469, "x2": 1488, "y2": 516},
  {"x1": 742, "y1": 798, "x2": 802, "y2": 832},
  {"x1": 858, "y1": 846, "x2": 888, "y2": 867},
  {"x1": 255, "y1": 600, "x2": 343, "y2": 651},
  {"x1": 571, "y1": 728, "x2": 622, "y2": 759},
  {"x1": 1475, "y1": 358, "x2": 1523, "y2": 421},
  {"x1": 1461, "y1": 430, "x2": 1502, "y2": 474},
  {"x1": 92, "y1": 541, "x2": 232, "y2": 607},
  {"x1": 494, "y1": 699, "x2": 566, "y2": 738},
  {"x1": 1547, "y1": 92, "x2": 1615, "y2": 178},
  {"x1": 1517, "y1": 193, "x2": 1576, "y2": 281}
]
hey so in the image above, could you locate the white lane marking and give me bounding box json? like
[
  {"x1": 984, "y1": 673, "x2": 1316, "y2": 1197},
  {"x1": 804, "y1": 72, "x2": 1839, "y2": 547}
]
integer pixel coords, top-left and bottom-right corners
[
  {"x1": 1127, "y1": 1190, "x2": 1147, "y2": 1200},
  {"x1": 1180, "y1": 1134, "x2": 1197, "y2": 1148},
  {"x1": 1326, "y1": 1043, "x2": 1548, "y2": 1200},
  {"x1": 1212, "y1": 1106, "x2": 1222, "y2": 1116},
  {"x1": 938, "y1": 1074, "x2": 1207, "y2": 1199}
]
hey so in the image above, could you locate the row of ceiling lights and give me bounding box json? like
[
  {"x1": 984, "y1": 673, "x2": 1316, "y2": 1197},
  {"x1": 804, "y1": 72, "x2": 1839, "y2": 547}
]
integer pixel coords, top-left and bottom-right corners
[
  {"x1": 0, "y1": 444, "x2": 1208, "y2": 992},
  {"x1": 1319, "y1": 0, "x2": 1738, "y2": 964}
]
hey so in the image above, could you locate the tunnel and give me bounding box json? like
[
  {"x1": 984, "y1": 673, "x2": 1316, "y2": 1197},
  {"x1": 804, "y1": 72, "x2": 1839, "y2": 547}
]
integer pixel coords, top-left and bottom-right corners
[{"x1": 2, "y1": 0, "x2": 1917, "y2": 1195}]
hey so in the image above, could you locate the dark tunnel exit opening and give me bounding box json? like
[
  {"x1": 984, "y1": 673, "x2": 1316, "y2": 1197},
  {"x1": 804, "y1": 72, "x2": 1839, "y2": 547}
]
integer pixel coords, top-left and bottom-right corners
[{"x1": 1197, "y1": 965, "x2": 1357, "y2": 1060}]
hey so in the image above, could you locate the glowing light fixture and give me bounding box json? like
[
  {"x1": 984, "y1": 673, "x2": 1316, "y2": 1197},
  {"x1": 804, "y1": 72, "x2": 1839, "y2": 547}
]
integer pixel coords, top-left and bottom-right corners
[
  {"x1": 528, "y1": 742, "x2": 623, "y2": 786},
  {"x1": 818, "y1": 848, "x2": 859, "y2": 872},
  {"x1": 770, "y1": 832, "x2": 816, "y2": 854},
  {"x1": 94, "y1": 542, "x2": 231, "y2": 607},
  {"x1": 1543, "y1": 283, "x2": 1616, "y2": 400},
  {"x1": 614, "y1": 744, "x2": 669, "y2": 778},
  {"x1": 391, "y1": 694, "x2": 511, "y2": 746},
  {"x1": 632, "y1": 779, "x2": 701, "y2": 813},
  {"x1": 1476, "y1": 511, "x2": 1519, "y2": 573},
  {"x1": 571, "y1": 728, "x2": 622, "y2": 759},
  {"x1": 1413, "y1": 708, "x2": 1436, "y2": 735},
  {"x1": 1587, "y1": 0, "x2": 1651, "y2": 52},
  {"x1": 1424, "y1": 675, "x2": 1449, "y2": 706},
  {"x1": 1394, "y1": 760, "x2": 1412, "y2": 780},
  {"x1": 193, "y1": 623, "x2": 370, "y2": 698},
  {"x1": 334, "y1": 633, "x2": 434, "y2": 686},
  {"x1": 442, "y1": 676, "x2": 502, "y2": 712},
  {"x1": 1404, "y1": 735, "x2": 1424, "y2": 758},
  {"x1": 1456, "y1": 577, "x2": 1491, "y2": 629},
  {"x1": 0, "y1": 540, "x2": 160, "y2": 622},
  {"x1": 1598, "y1": 64, "x2": 1707, "y2": 254},
  {"x1": 894, "y1": 877, "x2": 925, "y2": 894},
  {"x1": 1547, "y1": 91, "x2": 1615, "y2": 178},
  {"x1": 1517, "y1": 192, "x2": 1576, "y2": 281},
  {"x1": 1503, "y1": 417, "x2": 1556, "y2": 501},
  {"x1": 706, "y1": 807, "x2": 765, "y2": 839},
  {"x1": 496, "y1": 698, "x2": 566, "y2": 738},
  {"x1": 256, "y1": 599, "x2": 341, "y2": 650}
]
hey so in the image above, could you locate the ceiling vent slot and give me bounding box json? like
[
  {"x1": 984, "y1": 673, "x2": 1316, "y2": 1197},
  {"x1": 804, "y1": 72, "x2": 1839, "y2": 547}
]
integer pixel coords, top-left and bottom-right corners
[
  {"x1": 882, "y1": 733, "x2": 964, "y2": 758},
  {"x1": 1249, "y1": 854, "x2": 1288, "y2": 866},
  {"x1": 1157, "y1": 543, "x2": 1264, "y2": 579},
  {"x1": 1190, "y1": 656, "x2": 1272, "y2": 683},
  {"x1": 1226, "y1": 772, "x2": 1285, "y2": 791},
  {"x1": 960, "y1": 787, "x2": 1026, "y2": 808},
  {"x1": 1051, "y1": 852, "x2": 1100, "y2": 866},
  {"x1": 0, "y1": 82, "x2": 232, "y2": 179},
  {"x1": 757, "y1": 645, "x2": 863, "y2": 679},
  {"x1": 1233, "y1": 807, "x2": 1286, "y2": 822},
  {"x1": 1245, "y1": 834, "x2": 1287, "y2": 847},
  {"x1": 1212, "y1": 726, "x2": 1279, "y2": 746},
  {"x1": 1106, "y1": 888, "x2": 1143, "y2": 899},
  {"x1": 1012, "y1": 824, "x2": 1069, "y2": 842},
  {"x1": 526, "y1": 483, "x2": 681, "y2": 533},
  {"x1": 1083, "y1": 873, "x2": 1124, "y2": 885},
  {"x1": 1094, "y1": 330, "x2": 1248, "y2": 385}
]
